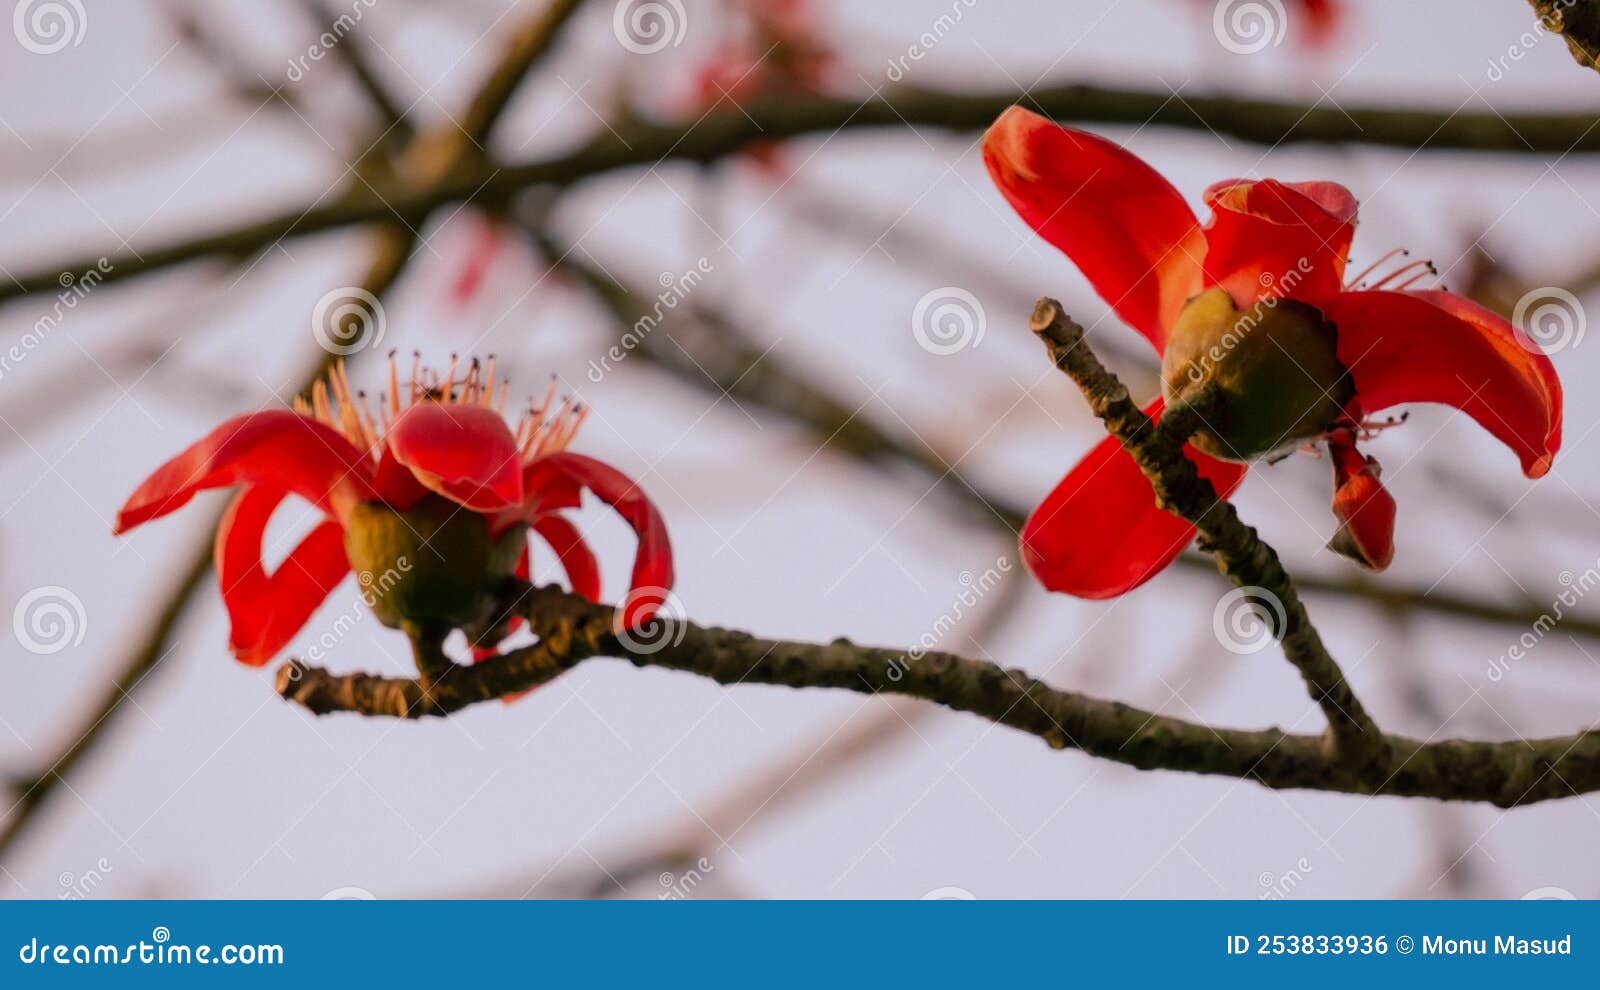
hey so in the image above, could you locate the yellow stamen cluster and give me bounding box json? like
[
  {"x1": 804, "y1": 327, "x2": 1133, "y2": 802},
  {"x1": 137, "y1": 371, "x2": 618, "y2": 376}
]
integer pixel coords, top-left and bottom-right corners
[{"x1": 294, "y1": 353, "x2": 589, "y2": 465}]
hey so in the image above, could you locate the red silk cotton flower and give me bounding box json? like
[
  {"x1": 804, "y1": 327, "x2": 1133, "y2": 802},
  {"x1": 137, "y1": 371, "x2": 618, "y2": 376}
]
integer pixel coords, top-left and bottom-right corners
[
  {"x1": 984, "y1": 107, "x2": 1561, "y2": 599},
  {"x1": 115, "y1": 356, "x2": 673, "y2": 665}
]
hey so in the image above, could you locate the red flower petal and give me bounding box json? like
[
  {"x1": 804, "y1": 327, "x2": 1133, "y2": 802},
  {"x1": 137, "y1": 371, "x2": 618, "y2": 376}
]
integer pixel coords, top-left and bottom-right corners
[
  {"x1": 1020, "y1": 398, "x2": 1249, "y2": 598},
  {"x1": 532, "y1": 515, "x2": 603, "y2": 602},
  {"x1": 1298, "y1": 0, "x2": 1342, "y2": 49},
  {"x1": 385, "y1": 402, "x2": 524, "y2": 512},
  {"x1": 983, "y1": 107, "x2": 1202, "y2": 352},
  {"x1": 372, "y1": 442, "x2": 431, "y2": 510},
  {"x1": 115, "y1": 410, "x2": 375, "y2": 535},
  {"x1": 447, "y1": 216, "x2": 507, "y2": 307},
  {"x1": 216, "y1": 485, "x2": 350, "y2": 666},
  {"x1": 507, "y1": 452, "x2": 673, "y2": 625},
  {"x1": 1326, "y1": 431, "x2": 1395, "y2": 570},
  {"x1": 1321, "y1": 289, "x2": 1562, "y2": 478},
  {"x1": 1201, "y1": 178, "x2": 1358, "y2": 307}
]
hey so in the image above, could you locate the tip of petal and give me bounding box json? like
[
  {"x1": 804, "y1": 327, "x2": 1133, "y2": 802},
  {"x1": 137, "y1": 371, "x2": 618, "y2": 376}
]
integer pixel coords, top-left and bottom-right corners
[{"x1": 1524, "y1": 450, "x2": 1554, "y2": 480}]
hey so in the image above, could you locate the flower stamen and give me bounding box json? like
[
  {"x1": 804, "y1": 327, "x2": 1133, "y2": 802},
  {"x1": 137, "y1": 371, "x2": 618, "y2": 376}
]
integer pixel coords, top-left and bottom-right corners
[{"x1": 296, "y1": 353, "x2": 586, "y2": 467}]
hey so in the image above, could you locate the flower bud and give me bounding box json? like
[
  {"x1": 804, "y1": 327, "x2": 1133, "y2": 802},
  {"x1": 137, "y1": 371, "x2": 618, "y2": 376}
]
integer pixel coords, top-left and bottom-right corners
[
  {"x1": 1161, "y1": 287, "x2": 1354, "y2": 461},
  {"x1": 342, "y1": 495, "x2": 526, "y2": 629}
]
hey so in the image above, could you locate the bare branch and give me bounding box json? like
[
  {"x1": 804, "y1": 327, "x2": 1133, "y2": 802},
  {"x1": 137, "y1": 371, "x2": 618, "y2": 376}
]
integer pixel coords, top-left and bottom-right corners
[
  {"x1": 1027, "y1": 298, "x2": 1387, "y2": 771},
  {"x1": 277, "y1": 581, "x2": 1600, "y2": 808},
  {"x1": 12, "y1": 80, "x2": 1600, "y2": 304}
]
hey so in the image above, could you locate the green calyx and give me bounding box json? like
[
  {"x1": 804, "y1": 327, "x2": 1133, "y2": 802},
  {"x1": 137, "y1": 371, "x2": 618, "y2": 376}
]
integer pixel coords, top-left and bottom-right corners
[
  {"x1": 1160, "y1": 287, "x2": 1355, "y2": 462},
  {"x1": 342, "y1": 495, "x2": 526, "y2": 630}
]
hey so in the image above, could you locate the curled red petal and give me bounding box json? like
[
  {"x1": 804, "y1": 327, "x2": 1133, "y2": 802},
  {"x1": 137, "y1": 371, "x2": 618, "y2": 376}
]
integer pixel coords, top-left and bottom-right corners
[
  {"x1": 508, "y1": 452, "x2": 673, "y2": 625},
  {"x1": 116, "y1": 410, "x2": 375, "y2": 535},
  {"x1": 386, "y1": 402, "x2": 524, "y2": 511},
  {"x1": 532, "y1": 515, "x2": 602, "y2": 602},
  {"x1": 1201, "y1": 177, "x2": 1358, "y2": 307},
  {"x1": 1020, "y1": 398, "x2": 1249, "y2": 598},
  {"x1": 216, "y1": 485, "x2": 351, "y2": 666},
  {"x1": 372, "y1": 442, "x2": 431, "y2": 510},
  {"x1": 1326, "y1": 432, "x2": 1395, "y2": 570},
  {"x1": 983, "y1": 107, "x2": 1202, "y2": 352},
  {"x1": 1322, "y1": 289, "x2": 1562, "y2": 478}
]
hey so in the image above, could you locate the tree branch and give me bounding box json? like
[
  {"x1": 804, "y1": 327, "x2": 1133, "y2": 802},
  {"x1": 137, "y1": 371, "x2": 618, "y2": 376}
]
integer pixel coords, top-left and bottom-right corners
[
  {"x1": 1026, "y1": 298, "x2": 1387, "y2": 772},
  {"x1": 1530, "y1": 0, "x2": 1600, "y2": 71},
  {"x1": 12, "y1": 80, "x2": 1600, "y2": 304},
  {"x1": 276, "y1": 581, "x2": 1600, "y2": 808}
]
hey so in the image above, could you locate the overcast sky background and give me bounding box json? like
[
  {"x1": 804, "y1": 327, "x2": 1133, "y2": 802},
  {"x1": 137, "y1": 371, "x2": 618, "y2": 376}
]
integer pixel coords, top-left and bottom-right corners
[{"x1": 0, "y1": 0, "x2": 1598, "y2": 899}]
